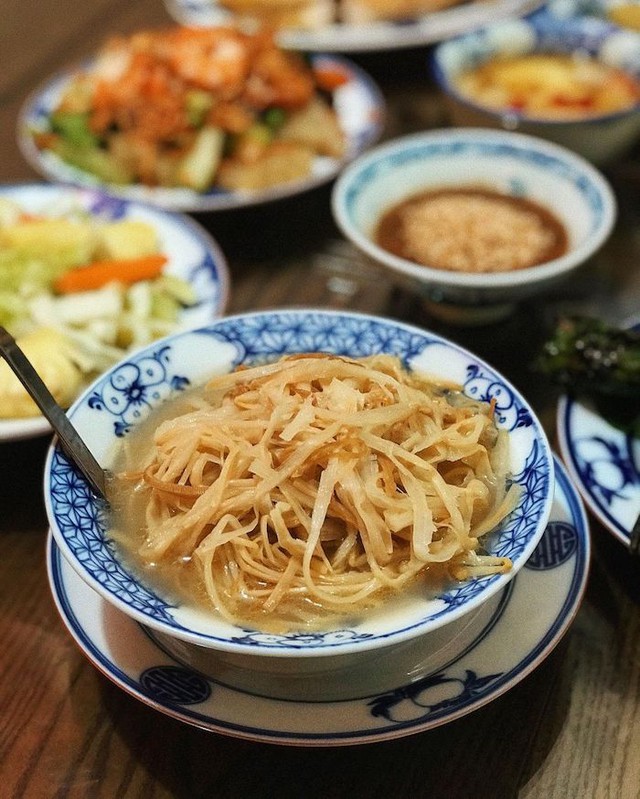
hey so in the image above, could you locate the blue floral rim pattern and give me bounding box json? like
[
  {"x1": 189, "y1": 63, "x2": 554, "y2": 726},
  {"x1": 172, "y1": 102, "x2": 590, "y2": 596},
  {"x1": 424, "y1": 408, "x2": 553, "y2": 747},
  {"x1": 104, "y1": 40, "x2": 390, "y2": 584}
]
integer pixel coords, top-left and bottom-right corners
[{"x1": 343, "y1": 138, "x2": 606, "y2": 227}]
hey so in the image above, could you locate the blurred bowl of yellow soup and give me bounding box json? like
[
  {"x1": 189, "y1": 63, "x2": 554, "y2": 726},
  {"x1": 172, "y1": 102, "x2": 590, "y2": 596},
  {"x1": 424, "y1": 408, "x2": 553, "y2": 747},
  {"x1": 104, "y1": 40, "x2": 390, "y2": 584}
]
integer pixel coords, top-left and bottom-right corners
[{"x1": 431, "y1": 12, "x2": 640, "y2": 164}]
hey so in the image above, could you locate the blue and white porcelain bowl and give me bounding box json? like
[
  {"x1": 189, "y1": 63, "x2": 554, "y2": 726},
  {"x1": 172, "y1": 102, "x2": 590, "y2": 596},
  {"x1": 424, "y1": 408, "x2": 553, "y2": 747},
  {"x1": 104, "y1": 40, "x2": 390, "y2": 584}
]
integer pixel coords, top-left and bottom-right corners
[
  {"x1": 45, "y1": 310, "x2": 554, "y2": 669},
  {"x1": 332, "y1": 128, "x2": 616, "y2": 319},
  {"x1": 431, "y1": 13, "x2": 640, "y2": 165}
]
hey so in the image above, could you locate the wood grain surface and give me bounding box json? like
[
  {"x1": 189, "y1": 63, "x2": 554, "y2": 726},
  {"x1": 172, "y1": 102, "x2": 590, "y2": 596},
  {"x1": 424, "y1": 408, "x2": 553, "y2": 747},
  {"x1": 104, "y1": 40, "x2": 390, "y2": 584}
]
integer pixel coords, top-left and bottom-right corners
[{"x1": 1, "y1": 1, "x2": 639, "y2": 797}]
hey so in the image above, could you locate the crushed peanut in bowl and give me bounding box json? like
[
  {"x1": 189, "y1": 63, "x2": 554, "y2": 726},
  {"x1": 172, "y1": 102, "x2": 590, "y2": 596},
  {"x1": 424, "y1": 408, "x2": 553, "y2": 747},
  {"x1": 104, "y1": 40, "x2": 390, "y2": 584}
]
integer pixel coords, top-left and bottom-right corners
[{"x1": 374, "y1": 187, "x2": 568, "y2": 273}]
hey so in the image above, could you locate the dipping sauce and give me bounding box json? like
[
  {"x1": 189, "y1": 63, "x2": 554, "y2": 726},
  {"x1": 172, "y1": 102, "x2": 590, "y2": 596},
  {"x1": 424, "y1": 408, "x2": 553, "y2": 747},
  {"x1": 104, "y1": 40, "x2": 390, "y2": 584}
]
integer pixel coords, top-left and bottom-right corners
[
  {"x1": 374, "y1": 187, "x2": 568, "y2": 273},
  {"x1": 453, "y1": 53, "x2": 640, "y2": 119}
]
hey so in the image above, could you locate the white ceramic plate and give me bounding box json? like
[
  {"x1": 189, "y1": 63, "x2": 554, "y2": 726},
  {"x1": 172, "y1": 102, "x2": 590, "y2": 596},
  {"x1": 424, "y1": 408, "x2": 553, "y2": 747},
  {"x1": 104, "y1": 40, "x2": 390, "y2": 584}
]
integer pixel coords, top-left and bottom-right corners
[
  {"x1": 164, "y1": 0, "x2": 544, "y2": 52},
  {"x1": 18, "y1": 55, "x2": 384, "y2": 212},
  {"x1": 0, "y1": 183, "x2": 229, "y2": 442},
  {"x1": 47, "y1": 456, "x2": 588, "y2": 746}
]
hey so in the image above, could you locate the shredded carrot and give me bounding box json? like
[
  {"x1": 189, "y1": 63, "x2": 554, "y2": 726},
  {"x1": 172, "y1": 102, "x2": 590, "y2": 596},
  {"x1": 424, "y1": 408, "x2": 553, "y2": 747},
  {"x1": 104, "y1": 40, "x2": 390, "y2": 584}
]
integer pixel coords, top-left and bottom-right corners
[
  {"x1": 54, "y1": 254, "x2": 167, "y2": 293},
  {"x1": 313, "y1": 66, "x2": 349, "y2": 92}
]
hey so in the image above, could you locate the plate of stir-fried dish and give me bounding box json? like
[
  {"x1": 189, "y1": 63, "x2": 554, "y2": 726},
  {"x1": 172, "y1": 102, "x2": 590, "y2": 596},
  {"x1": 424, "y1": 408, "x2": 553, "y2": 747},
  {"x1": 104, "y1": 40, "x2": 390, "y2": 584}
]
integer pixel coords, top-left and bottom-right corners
[
  {"x1": 18, "y1": 25, "x2": 385, "y2": 212},
  {"x1": 164, "y1": 0, "x2": 544, "y2": 52}
]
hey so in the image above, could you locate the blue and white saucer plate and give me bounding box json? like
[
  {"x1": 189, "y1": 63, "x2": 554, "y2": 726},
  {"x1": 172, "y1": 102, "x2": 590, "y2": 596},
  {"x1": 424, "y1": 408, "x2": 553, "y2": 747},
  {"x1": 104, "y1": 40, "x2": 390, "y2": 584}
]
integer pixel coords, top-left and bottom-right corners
[
  {"x1": 557, "y1": 395, "x2": 639, "y2": 547},
  {"x1": 47, "y1": 457, "x2": 589, "y2": 746}
]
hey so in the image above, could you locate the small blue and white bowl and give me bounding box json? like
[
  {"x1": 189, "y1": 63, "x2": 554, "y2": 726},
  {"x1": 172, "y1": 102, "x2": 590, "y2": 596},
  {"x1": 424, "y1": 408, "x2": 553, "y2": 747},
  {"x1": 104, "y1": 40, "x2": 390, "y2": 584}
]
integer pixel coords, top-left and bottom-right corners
[
  {"x1": 431, "y1": 13, "x2": 640, "y2": 165},
  {"x1": 332, "y1": 128, "x2": 616, "y2": 320},
  {"x1": 45, "y1": 309, "x2": 555, "y2": 673}
]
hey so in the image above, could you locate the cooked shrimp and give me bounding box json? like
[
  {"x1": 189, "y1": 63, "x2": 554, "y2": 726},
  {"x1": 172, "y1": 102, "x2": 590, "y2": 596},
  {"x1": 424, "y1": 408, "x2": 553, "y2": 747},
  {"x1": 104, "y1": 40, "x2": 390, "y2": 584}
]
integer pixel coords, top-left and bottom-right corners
[
  {"x1": 42, "y1": 24, "x2": 346, "y2": 192},
  {"x1": 207, "y1": 101, "x2": 255, "y2": 134},
  {"x1": 243, "y1": 46, "x2": 315, "y2": 109},
  {"x1": 92, "y1": 35, "x2": 133, "y2": 83},
  {"x1": 157, "y1": 26, "x2": 252, "y2": 97},
  {"x1": 90, "y1": 51, "x2": 190, "y2": 142}
]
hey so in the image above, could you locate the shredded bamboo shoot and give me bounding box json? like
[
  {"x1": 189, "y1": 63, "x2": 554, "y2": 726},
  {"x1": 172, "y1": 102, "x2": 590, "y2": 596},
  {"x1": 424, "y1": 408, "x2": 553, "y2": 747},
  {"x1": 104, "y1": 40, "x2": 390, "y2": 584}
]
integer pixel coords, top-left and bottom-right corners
[{"x1": 115, "y1": 354, "x2": 517, "y2": 631}]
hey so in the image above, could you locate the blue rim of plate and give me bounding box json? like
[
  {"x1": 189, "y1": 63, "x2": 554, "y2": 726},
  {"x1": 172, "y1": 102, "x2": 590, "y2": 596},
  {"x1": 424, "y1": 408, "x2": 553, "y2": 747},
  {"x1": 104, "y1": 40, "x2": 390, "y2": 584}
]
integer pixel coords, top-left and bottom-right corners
[
  {"x1": 17, "y1": 55, "x2": 385, "y2": 212},
  {"x1": 0, "y1": 182, "x2": 230, "y2": 443},
  {"x1": 557, "y1": 397, "x2": 639, "y2": 546},
  {"x1": 46, "y1": 456, "x2": 590, "y2": 746}
]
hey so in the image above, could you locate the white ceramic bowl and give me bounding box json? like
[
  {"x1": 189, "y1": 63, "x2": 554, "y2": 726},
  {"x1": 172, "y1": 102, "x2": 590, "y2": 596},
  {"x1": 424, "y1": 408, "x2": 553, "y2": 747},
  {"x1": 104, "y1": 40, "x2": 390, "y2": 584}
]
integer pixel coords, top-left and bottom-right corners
[
  {"x1": 331, "y1": 128, "x2": 616, "y2": 321},
  {"x1": 45, "y1": 309, "x2": 555, "y2": 673},
  {"x1": 431, "y1": 13, "x2": 640, "y2": 165}
]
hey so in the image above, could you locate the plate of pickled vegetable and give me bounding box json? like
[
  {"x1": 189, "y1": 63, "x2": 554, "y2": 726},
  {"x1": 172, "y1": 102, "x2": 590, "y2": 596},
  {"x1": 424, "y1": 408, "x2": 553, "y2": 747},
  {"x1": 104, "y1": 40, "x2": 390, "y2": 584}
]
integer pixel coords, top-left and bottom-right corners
[
  {"x1": 17, "y1": 26, "x2": 385, "y2": 211},
  {"x1": 0, "y1": 183, "x2": 229, "y2": 441}
]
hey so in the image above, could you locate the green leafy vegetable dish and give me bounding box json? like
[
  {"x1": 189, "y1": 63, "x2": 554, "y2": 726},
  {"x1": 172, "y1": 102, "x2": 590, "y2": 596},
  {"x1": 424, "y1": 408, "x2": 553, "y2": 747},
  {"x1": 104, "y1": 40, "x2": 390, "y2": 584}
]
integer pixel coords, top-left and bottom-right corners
[{"x1": 536, "y1": 315, "x2": 640, "y2": 435}]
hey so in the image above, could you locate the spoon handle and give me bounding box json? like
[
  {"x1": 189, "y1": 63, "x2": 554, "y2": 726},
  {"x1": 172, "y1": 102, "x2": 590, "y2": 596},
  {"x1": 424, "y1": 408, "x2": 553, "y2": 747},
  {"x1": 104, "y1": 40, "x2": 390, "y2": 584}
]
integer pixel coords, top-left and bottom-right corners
[{"x1": 0, "y1": 327, "x2": 107, "y2": 499}]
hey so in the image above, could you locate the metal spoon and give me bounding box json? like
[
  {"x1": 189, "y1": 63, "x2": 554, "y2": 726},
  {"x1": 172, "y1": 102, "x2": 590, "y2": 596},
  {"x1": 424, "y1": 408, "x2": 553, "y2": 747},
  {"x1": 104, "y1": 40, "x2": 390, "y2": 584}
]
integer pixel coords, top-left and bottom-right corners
[{"x1": 0, "y1": 326, "x2": 108, "y2": 499}]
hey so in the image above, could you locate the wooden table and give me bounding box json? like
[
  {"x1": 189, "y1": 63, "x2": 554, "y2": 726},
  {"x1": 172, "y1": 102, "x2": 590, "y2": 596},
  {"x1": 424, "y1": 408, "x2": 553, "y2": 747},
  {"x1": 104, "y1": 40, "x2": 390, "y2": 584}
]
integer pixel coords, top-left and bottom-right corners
[{"x1": 1, "y1": 2, "x2": 640, "y2": 796}]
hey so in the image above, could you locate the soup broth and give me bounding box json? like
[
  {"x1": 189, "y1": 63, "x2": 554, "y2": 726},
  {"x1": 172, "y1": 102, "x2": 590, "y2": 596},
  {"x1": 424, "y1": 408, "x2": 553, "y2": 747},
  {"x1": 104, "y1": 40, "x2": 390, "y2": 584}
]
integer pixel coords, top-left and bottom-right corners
[
  {"x1": 453, "y1": 53, "x2": 640, "y2": 120},
  {"x1": 109, "y1": 354, "x2": 517, "y2": 634}
]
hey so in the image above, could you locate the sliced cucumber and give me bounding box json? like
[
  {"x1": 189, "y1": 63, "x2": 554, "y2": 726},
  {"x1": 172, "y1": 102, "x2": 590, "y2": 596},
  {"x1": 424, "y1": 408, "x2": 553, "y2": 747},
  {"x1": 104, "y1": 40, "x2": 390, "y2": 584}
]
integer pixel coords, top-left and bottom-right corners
[
  {"x1": 51, "y1": 139, "x2": 134, "y2": 184},
  {"x1": 175, "y1": 127, "x2": 225, "y2": 192}
]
